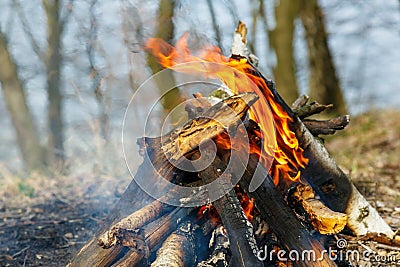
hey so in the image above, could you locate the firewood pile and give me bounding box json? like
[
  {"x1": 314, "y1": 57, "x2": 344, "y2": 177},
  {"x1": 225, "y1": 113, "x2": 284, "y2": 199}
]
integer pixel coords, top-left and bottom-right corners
[{"x1": 68, "y1": 22, "x2": 399, "y2": 267}]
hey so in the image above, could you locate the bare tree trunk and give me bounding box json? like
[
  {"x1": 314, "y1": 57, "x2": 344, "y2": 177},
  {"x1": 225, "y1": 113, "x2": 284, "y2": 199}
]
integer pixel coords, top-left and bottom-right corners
[
  {"x1": 299, "y1": 0, "x2": 347, "y2": 116},
  {"x1": 146, "y1": 0, "x2": 181, "y2": 123},
  {"x1": 87, "y1": 0, "x2": 109, "y2": 140},
  {"x1": 269, "y1": 0, "x2": 299, "y2": 104},
  {"x1": 43, "y1": 0, "x2": 65, "y2": 165},
  {"x1": 0, "y1": 32, "x2": 45, "y2": 171},
  {"x1": 206, "y1": 0, "x2": 222, "y2": 49}
]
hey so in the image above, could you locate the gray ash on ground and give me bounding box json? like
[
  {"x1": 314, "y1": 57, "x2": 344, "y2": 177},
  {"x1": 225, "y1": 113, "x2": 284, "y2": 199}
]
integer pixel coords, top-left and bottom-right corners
[{"x1": 0, "y1": 198, "x2": 111, "y2": 267}]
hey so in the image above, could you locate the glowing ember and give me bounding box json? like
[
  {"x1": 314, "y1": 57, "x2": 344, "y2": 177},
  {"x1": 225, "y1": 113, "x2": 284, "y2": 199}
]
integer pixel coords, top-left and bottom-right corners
[
  {"x1": 197, "y1": 204, "x2": 220, "y2": 226},
  {"x1": 145, "y1": 34, "x2": 308, "y2": 186},
  {"x1": 235, "y1": 186, "x2": 256, "y2": 222}
]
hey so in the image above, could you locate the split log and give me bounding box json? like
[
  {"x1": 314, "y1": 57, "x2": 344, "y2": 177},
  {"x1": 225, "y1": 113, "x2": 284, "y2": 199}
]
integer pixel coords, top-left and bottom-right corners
[
  {"x1": 195, "y1": 147, "x2": 263, "y2": 267},
  {"x1": 231, "y1": 21, "x2": 394, "y2": 238},
  {"x1": 197, "y1": 225, "x2": 230, "y2": 267},
  {"x1": 143, "y1": 92, "x2": 258, "y2": 169},
  {"x1": 287, "y1": 183, "x2": 347, "y2": 235}
]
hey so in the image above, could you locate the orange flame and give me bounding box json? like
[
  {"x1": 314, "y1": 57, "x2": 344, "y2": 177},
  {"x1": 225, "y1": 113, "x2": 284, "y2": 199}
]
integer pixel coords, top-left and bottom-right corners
[
  {"x1": 145, "y1": 34, "x2": 308, "y2": 185},
  {"x1": 235, "y1": 186, "x2": 256, "y2": 222}
]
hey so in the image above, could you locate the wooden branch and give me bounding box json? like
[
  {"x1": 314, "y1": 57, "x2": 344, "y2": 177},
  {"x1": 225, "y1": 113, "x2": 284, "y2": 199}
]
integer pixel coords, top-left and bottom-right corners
[
  {"x1": 195, "y1": 148, "x2": 263, "y2": 267},
  {"x1": 287, "y1": 183, "x2": 347, "y2": 235},
  {"x1": 97, "y1": 197, "x2": 173, "y2": 249},
  {"x1": 110, "y1": 207, "x2": 193, "y2": 267},
  {"x1": 97, "y1": 179, "x2": 205, "y2": 249},
  {"x1": 291, "y1": 94, "x2": 310, "y2": 110},
  {"x1": 292, "y1": 95, "x2": 334, "y2": 119},
  {"x1": 303, "y1": 115, "x2": 350, "y2": 136}
]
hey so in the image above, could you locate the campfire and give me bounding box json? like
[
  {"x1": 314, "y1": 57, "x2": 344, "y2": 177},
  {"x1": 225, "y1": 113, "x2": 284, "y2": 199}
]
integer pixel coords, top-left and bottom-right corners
[{"x1": 68, "y1": 22, "x2": 397, "y2": 267}]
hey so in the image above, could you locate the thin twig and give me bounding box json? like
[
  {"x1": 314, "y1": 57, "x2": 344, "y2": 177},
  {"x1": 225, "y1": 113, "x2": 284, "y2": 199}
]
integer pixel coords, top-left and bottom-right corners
[{"x1": 11, "y1": 0, "x2": 44, "y2": 59}]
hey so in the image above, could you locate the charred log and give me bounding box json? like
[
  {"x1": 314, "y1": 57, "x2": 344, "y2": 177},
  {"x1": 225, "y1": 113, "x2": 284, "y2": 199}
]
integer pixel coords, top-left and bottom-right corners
[
  {"x1": 197, "y1": 225, "x2": 230, "y2": 267},
  {"x1": 232, "y1": 154, "x2": 337, "y2": 267},
  {"x1": 195, "y1": 147, "x2": 263, "y2": 267}
]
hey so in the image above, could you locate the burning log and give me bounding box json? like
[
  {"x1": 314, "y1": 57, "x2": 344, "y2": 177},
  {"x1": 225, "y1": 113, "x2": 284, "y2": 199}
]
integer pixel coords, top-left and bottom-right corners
[
  {"x1": 195, "y1": 148, "x2": 263, "y2": 267},
  {"x1": 287, "y1": 183, "x2": 347, "y2": 235},
  {"x1": 185, "y1": 96, "x2": 262, "y2": 266},
  {"x1": 184, "y1": 95, "x2": 337, "y2": 266},
  {"x1": 197, "y1": 225, "x2": 230, "y2": 267},
  {"x1": 232, "y1": 153, "x2": 337, "y2": 267},
  {"x1": 143, "y1": 92, "x2": 258, "y2": 171},
  {"x1": 230, "y1": 21, "x2": 394, "y2": 238}
]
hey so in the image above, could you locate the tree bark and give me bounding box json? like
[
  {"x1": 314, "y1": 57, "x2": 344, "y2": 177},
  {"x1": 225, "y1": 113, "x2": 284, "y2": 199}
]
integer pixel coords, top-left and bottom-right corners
[
  {"x1": 269, "y1": 0, "x2": 300, "y2": 104},
  {"x1": 43, "y1": 0, "x2": 65, "y2": 165},
  {"x1": 0, "y1": 32, "x2": 45, "y2": 171},
  {"x1": 299, "y1": 0, "x2": 347, "y2": 116}
]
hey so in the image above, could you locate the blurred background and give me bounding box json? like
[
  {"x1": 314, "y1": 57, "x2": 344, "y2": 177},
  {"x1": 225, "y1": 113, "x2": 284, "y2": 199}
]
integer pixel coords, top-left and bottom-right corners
[{"x1": 0, "y1": 0, "x2": 400, "y2": 191}]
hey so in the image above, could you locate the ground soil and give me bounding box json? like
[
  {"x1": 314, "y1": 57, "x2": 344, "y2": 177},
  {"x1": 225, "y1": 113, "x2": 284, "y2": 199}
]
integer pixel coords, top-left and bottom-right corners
[{"x1": 1, "y1": 109, "x2": 399, "y2": 266}]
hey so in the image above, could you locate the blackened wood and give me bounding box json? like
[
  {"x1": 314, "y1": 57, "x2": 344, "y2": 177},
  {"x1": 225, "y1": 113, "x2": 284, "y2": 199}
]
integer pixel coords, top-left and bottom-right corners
[
  {"x1": 244, "y1": 62, "x2": 393, "y2": 237},
  {"x1": 233, "y1": 154, "x2": 337, "y2": 267},
  {"x1": 196, "y1": 149, "x2": 263, "y2": 267},
  {"x1": 197, "y1": 225, "x2": 230, "y2": 267}
]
